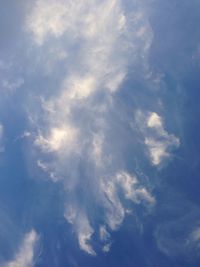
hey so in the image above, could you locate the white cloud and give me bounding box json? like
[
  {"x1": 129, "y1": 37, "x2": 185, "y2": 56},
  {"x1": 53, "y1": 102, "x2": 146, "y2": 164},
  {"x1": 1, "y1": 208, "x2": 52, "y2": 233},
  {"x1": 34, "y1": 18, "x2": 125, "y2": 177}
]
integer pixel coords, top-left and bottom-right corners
[
  {"x1": 25, "y1": 0, "x2": 155, "y2": 256},
  {"x1": 21, "y1": 131, "x2": 31, "y2": 139},
  {"x1": 100, "y1": 177, "x2": 125, "y2": 230},
  {"x1": 91, "y1": 133, "x2": 105, "y2": 167},
  {"x1": 116, "y1": 171, "x2": 155, "y2": 204},
  {"x1": 35, "y1": 125, "x2": 78, "y2": 153},
  {"x1": 145, "y1": 138, "x2": 169, "y2": 166},
  {"x1": 191, "y1": 227, "x2": 200, "y2": 242},
  {"x1": 27, "y1": 0, "x2": 69, "y2": 45},
  {"x1": 4, "y1": 230, "x2": 38, "y2": 267},
  {"x1": 99, "y1": 225, "x2": 112, "y2": 253},
  {"x1": 136, "y1": 111, "x2": 180, "y2": 166},
  {"x1": 2, "y1": 78, "x2": 24, "y2": 93},
  {"x1": 37, "y1": 160, "x2": 59, "y2": 182},
  {"x1": 65, "y1": 75, "x2": 96, "y2": 100},
  {"x1": 64, "y1": 208, "x2": 96, "y2": 256},
  {"x1": 77, "y1": 218, "x2": 96, "y2": 256},
  {"x1": 63, "y1": 171, "x2": 154, "y2": 254},
  {"x1": 147, "y1": 112, "x2": 162, "y2": 129},
  {"x1": 102, "y1": 243, "x2": 112, "y2": 253},
  {"x1": 100, "y1": 171, "x2": 154, "y2": 230}
]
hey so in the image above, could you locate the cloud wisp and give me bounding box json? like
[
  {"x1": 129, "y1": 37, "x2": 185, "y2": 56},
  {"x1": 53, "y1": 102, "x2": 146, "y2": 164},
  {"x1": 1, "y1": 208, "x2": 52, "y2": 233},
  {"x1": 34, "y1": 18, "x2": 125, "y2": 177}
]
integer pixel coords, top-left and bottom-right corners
[
  {"x1": 4, "y1": 230, "x2": 39, "y2": 267},
  {"x1": 23, "y1": 0, "x2": 179, "y2": 256},
  {"x1": 136, "y1": 111, "x2": 180, "y2": 166}
]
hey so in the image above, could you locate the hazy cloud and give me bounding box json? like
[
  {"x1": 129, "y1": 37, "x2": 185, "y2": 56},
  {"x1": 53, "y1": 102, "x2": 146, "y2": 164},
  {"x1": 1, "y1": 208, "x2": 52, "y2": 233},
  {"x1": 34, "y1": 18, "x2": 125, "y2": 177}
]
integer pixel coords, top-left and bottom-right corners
[
  {"x1": 4, "y1": 230, "x2": 39, "y2": 267},
  {"x1": 136, "y1": 111, "x2": 180, "y2": 166},
  {"x1": 22, "y1": 0, "x2": 159, "y2": 255}
]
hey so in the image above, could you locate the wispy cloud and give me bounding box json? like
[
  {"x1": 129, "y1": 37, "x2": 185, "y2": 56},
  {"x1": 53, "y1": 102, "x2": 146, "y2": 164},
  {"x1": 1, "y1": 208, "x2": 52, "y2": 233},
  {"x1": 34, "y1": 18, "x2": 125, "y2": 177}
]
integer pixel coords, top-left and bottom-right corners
[
  {"x1": 24, "y1": 0, "x2": 157, "y2": 255},
  {"x1": 99, "y1": 225, "x2": 112, "y2": 253},
  {"x1": 2, "y1": 78, "x2": 24, "y2": 93},
  {"x1": 4, "y1": 230, "x2": 39, "y2": 267},
  {"x1": 100, "y1": 171, "x2": 155, "y2": 231},
  {"x1": 22, "y1": 0, "x2": 182, "y2": 256},
  {"x1": 0, "y1": 0, "x2": 200, "y2": 266},
  {"x1": 136, "y1": 111, "x2": 180, "y2": 166}
]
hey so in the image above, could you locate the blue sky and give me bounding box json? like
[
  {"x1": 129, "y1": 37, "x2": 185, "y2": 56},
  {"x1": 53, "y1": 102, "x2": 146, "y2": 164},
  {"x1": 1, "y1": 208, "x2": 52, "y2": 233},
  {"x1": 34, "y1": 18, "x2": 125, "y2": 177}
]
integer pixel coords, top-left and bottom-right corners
[{"x1": 0, "y1": 1, "x2": 200, "y2": 266}]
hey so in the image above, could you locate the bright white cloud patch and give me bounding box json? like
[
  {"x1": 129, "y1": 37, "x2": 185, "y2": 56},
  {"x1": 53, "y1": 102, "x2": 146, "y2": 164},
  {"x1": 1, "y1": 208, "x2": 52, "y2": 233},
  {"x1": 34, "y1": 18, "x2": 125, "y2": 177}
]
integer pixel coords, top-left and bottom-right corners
[
  {"x1": 116, "y1": 171, "x2": 155, "y2": 204},
  {"x1": 35, "y1": 125, "x2": 78, "y2": 153},
  {"x1": 77, "y1": 216, "x2": 96, "y2": 256},
  {"x1": 64, "y1": 209, "x2": 96, "y2": 256},
  {"x1": 27, "y1": 0, "x2": 69, "y2": 45},
  {"x1": 4, "y1": 230, "x2": 38, "y2": 267},
  {"x1": 137, "y1": 111, "x2": 180, "y2": 166},
  {"x1": 25, "y1": 0, "x2": 164, "y2": 255},
  {"x1": 147, "y1": 112, "x2": 162, "y2": 129}
]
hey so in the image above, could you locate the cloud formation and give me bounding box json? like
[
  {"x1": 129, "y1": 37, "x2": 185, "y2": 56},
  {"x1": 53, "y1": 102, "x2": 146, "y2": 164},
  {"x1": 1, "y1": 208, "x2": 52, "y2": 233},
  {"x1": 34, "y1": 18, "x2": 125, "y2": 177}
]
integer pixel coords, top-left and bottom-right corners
[
  {"x1": 4, "y1": 230, "x2": 38, "y2": 267},
  {"x1": 136, "y1": 111, "x2": 180, "y2": 166},
  {"x1": 23, "y1": 0, "x2": 178, "y2": 256}
]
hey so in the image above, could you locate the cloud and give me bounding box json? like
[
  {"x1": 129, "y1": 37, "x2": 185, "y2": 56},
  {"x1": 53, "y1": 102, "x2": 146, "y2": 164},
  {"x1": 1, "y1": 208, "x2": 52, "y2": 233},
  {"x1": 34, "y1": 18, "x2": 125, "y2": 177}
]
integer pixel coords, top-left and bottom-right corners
[
  {"x1": 189, "y1": 226, "x2": 200, "y2": 253},
  {"x1": 102, "y1": 243, "x2": 112, "y2": 253},
  {"x1": 4, "y1": 230, "x2": 39, "y2": 267},
  {"x1": 63, "y1": 171, "x2": 154, "y2": 255},
  {"x1": 64, "y1": 208, "x2": 96, "y2": 256},
  {"x1": 100, "y1": 171, "x2": 155, "y2": 231},
  {"x1": 147, "y1": 112, "x2": 162, "y2": 129},
  {"x1": 99, "y1": 226, "x2": 112, "y2": 253},
  {"x1": 0, "y1": 0, "x2": 199, "y2": 266},
  {"x1": 76, "y1": 216, "x2": 96, "y2": 256},
  {"x1": 27, "y1": 0, "x2": 78, "y2": 45},
  {"x1": 191, "y1": 227, "x2": 200, "y2": 243},
  {"x1": 24, "y1": 0, "x2": 156, "y2": 255},
  {"x1": 136, "y1": 111, "x2": 180, "y2": 166},
  {"x1": 116, "y1": 171, "x2": 155, "y2": 204},
  {"x1": 0, "y1": 58, "x2": 24, "y2": 96},
  {"x1": 2, "y1": 78, "x2": 24, "y2": 93},
  {"x1": 35, "y1": 125, "x2": 78, "y2": 153},
  {"x1": 154, "y1": 197, "x2": 200, "y2": 262}
]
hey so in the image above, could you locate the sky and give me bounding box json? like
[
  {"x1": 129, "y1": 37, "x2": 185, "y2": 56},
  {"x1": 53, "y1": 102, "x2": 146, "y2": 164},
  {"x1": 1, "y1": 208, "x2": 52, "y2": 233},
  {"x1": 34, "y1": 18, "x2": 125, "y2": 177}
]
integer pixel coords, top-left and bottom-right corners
[{"x1": 0, "y1": 0, "x2": 200, "y2": 266}]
